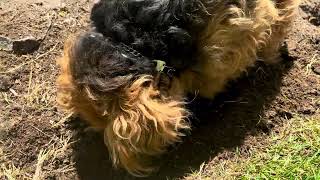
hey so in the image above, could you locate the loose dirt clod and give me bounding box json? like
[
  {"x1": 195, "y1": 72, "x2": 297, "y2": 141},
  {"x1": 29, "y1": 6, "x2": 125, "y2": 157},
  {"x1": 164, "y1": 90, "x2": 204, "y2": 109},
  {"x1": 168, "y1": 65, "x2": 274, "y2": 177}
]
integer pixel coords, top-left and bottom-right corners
[
  {"x1": 312, "y1": 63, "x2": 320, "y2": 75},
  {"x1": 0, "y1": 75, "x2": 12, "y2": 92},
  {"x1": 12, "y1": 36, "x2": 40, "y2": 55}
]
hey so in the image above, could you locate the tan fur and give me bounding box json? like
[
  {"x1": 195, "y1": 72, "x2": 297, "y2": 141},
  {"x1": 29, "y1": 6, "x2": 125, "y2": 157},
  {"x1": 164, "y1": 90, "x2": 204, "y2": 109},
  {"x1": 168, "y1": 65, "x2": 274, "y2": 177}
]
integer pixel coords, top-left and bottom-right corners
[
  {"x1": 56, "y1": 0, "x2": 299, "y2": 176},
  {"x1": 172, "y1": 0, "x2": 300, "y2": 98},
  {"x1": 103, "y1": 76, "x2": 190, "y2": 176},
  {"x1": 57, "y1": 37, "x2": 109, "y2": 129},
  {"x1": 57, "y1": 38, "x2": 190, "y2": 176}
]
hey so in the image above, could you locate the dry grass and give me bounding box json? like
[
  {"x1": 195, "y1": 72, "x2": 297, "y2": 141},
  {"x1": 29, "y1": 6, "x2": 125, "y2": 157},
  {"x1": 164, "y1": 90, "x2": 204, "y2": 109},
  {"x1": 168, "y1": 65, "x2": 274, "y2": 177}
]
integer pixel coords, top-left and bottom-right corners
[{"x1": 305, "y1": 54, "x2": 319, "y2": 75}]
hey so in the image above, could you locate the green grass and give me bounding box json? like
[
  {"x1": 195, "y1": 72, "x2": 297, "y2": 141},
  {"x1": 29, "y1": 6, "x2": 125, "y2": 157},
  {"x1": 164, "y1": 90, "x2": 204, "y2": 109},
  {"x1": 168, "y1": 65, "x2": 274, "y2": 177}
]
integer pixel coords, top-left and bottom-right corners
[
  {"x1": 185, "y1": 115, "x2": 320, "y2": 180},
  {"x1": 242, "y1": 116, "x2": 320, "y2": 180}
]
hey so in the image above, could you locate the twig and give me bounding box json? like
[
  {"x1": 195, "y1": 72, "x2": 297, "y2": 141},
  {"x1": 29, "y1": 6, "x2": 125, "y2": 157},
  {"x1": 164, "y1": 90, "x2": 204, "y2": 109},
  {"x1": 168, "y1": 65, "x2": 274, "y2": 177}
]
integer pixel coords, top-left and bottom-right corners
[
  {"x1": 27, "y1": 63, "x2": 34, "y2": 97},
  {"x1": 305, "y1": 54, "x2": 318, "y2": 75},
  {"x1": 40, "y1": 12, "x2": 57, "y2": 42}
]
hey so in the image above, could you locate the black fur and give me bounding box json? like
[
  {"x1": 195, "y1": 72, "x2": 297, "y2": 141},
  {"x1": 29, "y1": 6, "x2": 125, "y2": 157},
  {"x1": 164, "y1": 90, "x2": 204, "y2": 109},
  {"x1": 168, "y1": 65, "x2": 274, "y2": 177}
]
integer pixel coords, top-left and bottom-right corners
[
  {"x1": 70, "y1": 0, "x2": 247, "y2": 93},
  {"x1": 70, "y1": 32, "x2": 155, "y2": 92},
  {"x1": 90, "y1": 0, "x2": 212, "y2": 70}
]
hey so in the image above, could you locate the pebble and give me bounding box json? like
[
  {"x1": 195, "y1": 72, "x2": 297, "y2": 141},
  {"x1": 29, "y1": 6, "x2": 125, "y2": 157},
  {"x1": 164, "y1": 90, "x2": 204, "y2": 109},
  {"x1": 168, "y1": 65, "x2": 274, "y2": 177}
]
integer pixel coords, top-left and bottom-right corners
[
  {"x1": 0, "y1": 75, "x2": 12, "y2": 92},
  {"x1": 312, "y1": 63, "x2": 320, "y2": 75},
  {"x1": 0, "y1": 36, "x2": 13, "y2": 51}
]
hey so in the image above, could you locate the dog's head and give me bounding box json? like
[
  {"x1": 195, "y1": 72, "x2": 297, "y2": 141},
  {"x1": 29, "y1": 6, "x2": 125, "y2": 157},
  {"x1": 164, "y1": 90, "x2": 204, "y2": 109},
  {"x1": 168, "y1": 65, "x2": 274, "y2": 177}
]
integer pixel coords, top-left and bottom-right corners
[
  {"x1": 61, "y1": 0, "x2": 212, "y2": 174},
  {"x1": 56, "y1": 31, "x2": 190, "y2": 176},
  {"x1": 71, "y1": 31, "x2": 155, "y2": 91}
]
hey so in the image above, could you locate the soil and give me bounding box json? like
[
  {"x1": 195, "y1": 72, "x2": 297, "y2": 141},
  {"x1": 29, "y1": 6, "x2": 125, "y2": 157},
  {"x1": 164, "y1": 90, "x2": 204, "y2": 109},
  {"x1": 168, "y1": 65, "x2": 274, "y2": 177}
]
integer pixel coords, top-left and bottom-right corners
[{"x1": 0, "y1": 0, "x2": 319, "y2": 180}]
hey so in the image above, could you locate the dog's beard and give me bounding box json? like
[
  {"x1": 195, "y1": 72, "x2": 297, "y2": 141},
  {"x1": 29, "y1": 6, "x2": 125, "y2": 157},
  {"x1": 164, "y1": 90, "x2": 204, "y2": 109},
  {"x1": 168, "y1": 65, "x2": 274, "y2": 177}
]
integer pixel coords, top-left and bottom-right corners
[
  {"x1": 56, "y1": 33, "x2": 191, "y2": 176},
  {"x1": 103, "y1": 75, "x2": 190, "y2": 176}
]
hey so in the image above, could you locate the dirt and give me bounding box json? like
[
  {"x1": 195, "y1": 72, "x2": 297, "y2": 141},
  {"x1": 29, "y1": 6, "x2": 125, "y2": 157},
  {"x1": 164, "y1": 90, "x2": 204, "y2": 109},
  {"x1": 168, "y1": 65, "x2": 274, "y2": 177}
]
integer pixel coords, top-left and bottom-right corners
[{"x1": 0, "y1": 0, "x2": 319, "y2": 180}]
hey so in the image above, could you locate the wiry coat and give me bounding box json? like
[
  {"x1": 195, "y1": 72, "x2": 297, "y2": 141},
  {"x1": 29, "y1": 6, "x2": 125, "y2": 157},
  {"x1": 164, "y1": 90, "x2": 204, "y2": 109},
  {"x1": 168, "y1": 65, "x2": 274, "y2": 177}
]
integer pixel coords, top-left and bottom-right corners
[
  {"x1": 56, "y1": 0, "x2": 300, "y2": 176},
  {"x1": 90, "y1": 0, "x2": 211, "y2": 70}
]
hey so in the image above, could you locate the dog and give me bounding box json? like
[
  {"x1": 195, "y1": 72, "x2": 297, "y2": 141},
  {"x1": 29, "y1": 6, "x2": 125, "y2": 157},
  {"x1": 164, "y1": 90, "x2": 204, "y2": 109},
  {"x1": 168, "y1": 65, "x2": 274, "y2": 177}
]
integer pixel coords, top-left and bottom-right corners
[{"x1": 56, "y1": 0, "x2": 299, "y2": 176}]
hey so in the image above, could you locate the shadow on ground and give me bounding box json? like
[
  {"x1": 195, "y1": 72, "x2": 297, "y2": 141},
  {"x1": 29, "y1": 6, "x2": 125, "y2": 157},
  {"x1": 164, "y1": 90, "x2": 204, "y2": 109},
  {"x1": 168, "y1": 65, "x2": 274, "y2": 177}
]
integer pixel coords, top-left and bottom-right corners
[{"x1": 69, "y1": 54, "x2": 294, "y2": 180}]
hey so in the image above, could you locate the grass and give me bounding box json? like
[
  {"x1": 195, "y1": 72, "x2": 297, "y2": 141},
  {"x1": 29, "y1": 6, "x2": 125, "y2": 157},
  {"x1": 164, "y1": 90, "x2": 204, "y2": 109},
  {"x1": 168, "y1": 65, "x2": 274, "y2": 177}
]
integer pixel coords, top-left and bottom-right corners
[
  {"x1": 243, "y1": 116, "x2": 320, "y2": 179},
  {"x1": 185, "y1": 115, "x2": 320, "y2": 180}
]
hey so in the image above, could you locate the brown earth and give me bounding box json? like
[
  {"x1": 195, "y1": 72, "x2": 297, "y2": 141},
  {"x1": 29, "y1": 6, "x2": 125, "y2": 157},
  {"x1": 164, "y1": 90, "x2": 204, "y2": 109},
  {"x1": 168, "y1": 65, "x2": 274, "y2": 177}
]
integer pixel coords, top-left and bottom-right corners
[{"x1": 0, "y1": 0, "x2": 319, "y2": 179}]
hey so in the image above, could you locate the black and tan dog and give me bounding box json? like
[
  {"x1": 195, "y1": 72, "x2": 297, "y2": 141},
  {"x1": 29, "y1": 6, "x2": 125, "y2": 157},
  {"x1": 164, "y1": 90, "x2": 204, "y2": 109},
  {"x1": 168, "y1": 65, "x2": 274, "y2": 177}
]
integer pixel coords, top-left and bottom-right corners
[{"x1": 56, "y1": 0, "x2": 299, "y2": 176}]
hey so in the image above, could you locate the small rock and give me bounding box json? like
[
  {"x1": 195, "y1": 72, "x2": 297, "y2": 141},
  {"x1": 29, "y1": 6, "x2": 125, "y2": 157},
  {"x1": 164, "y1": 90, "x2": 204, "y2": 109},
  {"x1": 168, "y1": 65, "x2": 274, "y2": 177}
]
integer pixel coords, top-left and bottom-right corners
[
  {"x1": 12, "y1": 36, "x2": 40, "y2": 55},
  {"x1": 0, "y1": 36, "x2": 13, "y2": 51},
  {"x1": 0, "y1": 75, "x2": 13, "y2": 92},
  {"x1": 312, "y1": 63, "x2": 320, "y2": 75}
]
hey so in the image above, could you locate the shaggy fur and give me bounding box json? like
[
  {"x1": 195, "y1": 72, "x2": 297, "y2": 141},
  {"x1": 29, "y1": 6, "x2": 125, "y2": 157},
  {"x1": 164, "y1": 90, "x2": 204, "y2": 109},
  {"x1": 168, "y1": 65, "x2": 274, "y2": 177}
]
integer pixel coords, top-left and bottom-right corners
[
  {"x1": 56, "y1": 34, "x2": 190, "y2": 176},
  {"x1": 56, "y1": 0, "x2": 300, "y2": 176}
]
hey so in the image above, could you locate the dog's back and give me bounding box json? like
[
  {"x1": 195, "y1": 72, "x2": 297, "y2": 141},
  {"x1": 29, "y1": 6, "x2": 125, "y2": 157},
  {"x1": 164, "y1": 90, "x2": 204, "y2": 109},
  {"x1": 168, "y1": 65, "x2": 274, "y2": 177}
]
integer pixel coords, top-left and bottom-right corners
[{"x1": 90, "y1": 0, "x2": 214, "y2": 70}]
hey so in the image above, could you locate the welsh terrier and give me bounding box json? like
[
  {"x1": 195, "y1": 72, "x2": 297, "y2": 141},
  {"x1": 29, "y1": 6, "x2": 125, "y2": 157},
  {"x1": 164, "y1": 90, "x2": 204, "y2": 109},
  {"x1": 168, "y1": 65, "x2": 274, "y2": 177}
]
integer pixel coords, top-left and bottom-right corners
[{"x1": 56, "y1": 0, "x2": 299, "y2": 176}]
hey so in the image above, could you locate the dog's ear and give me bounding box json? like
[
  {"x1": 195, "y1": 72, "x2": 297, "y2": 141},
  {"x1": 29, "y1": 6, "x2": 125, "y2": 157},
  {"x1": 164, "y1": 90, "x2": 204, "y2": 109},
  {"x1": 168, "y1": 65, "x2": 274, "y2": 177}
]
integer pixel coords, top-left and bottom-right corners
[
  {"x1": 103, "y1": 75, "x2": 190, "y2": 176},
  {"x1": 56, "y1": 37, "x2": 77, "y2": 111}
]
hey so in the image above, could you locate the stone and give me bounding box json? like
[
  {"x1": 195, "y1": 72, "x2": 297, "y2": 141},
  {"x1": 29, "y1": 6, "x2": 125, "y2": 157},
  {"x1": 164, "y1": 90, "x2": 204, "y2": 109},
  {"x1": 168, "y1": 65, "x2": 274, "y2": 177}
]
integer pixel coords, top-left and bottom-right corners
[
  {"x1": 0, "y1": 36, "x2": 13, "y2": 51},
  {"x1": 312, "y1": 63, "x2": 320, "y2": 75},
  {"x1": 12, "y1": 36, "x2": 40, "y2": 54}
]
